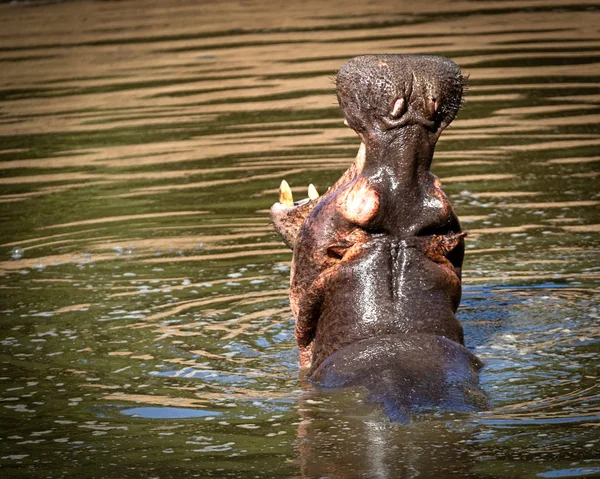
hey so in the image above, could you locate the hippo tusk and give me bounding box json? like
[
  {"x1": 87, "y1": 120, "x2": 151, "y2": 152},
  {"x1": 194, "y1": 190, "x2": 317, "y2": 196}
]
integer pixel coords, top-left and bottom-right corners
[{"x1": 279, "y1": 179, "x2": 294, "y2": 206}]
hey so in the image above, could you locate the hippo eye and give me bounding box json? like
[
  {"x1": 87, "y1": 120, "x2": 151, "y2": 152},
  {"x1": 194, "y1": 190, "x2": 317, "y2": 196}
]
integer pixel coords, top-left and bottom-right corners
[
  {"x1": 326, "y1": 229, "x2": 369, "y2": 262},
  {"x1": 327, "y1": 244, "x2": 347, "y2": 260}
]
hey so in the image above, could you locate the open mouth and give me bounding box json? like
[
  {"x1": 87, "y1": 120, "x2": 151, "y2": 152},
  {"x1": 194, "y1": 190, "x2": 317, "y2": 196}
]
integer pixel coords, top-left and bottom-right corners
[
  {"x1": 270, "y1": 142, "x2": 367, "y2": 249},
  {"x1": 278, "y1": 179, "x2": 319, "y2": 208}
]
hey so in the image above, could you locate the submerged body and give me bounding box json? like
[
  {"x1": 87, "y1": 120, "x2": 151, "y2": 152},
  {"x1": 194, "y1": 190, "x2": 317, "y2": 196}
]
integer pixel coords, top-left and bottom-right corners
[{"x1": 271, "y1": 54, "x2": 487, "y2": 422}]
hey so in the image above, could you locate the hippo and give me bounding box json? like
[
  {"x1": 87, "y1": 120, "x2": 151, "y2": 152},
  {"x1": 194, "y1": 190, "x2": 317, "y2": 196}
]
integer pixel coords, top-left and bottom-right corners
[{"x1": 271, "y1": 54, "x2": 487, "y2": 422}]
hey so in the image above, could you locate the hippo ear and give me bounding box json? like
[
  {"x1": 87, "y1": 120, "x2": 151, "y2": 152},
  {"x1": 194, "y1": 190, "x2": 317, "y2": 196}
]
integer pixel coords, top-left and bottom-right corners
[{"x1": 337, "y1": 177, "x2": 380, "y2": 227}]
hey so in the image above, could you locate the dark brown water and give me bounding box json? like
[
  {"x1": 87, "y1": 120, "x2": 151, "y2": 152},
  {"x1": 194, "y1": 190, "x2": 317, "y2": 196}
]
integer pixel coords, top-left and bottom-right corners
[{"x1": 0, "y1": 1, "x2": 598, "y2": 478}]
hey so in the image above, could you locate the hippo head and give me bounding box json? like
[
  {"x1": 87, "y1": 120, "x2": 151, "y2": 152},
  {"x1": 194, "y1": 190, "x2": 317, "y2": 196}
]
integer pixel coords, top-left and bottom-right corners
[{"x1": 271, "y1": 55, "x2": 472, "y2": 380}]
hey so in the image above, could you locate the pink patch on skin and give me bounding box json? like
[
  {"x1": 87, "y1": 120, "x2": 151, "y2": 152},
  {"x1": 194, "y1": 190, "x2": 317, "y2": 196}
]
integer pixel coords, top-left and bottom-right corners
[
  {"x1": 338, "y1": 177, "x2": 380, "y2": 226},
  {"x1": 430, "y1": 177, "x2": 451, "y2": 218}
]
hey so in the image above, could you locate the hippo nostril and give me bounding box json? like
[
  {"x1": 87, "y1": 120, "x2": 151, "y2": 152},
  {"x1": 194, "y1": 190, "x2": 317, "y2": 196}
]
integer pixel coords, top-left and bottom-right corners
[
  {"x1": 390, "y1": 97, "x2": 406, "y2": 118},
  {"x1": 425, "y1": 97, "x2": 438, "y2": 118}
]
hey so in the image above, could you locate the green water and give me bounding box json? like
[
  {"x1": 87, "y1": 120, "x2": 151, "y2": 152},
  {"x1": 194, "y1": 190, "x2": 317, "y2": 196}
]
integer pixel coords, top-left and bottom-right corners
[{"x1": 0, "y1": 1, "x2": 598, "y2": 478}]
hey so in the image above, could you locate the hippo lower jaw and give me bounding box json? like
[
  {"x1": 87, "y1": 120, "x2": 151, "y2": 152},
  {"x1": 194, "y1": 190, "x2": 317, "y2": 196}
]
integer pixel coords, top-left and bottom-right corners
[
  {"x1": 310, "y1": 335, "x2": 487, "y2": 422},
  {"x1": 293, "y1": 231, "x2": 468, "y2": 374},
  {"x1": 270, "y1": 54, "x2": 486, "y2": 422}
]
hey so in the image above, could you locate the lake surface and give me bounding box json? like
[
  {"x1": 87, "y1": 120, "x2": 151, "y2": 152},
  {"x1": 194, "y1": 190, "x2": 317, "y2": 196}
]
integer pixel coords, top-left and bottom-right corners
[{"x1": 0, "y1": 0, "x2": 598, "y2": 477}]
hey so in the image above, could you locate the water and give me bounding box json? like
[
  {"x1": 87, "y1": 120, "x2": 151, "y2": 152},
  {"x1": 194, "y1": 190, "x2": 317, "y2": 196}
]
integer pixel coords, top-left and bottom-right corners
[{"x1": 0, "y1": 1, "x2": 598, "y2": 477}]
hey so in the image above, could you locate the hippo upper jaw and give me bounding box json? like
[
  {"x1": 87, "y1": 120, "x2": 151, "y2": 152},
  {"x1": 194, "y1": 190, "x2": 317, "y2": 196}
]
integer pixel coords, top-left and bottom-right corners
[{"x1": 271, "y1": 55, "x2": 466, "y2": 250}]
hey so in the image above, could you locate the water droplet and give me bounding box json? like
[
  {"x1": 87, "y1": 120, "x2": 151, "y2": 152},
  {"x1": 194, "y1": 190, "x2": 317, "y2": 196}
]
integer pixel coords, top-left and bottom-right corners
[{"x1": 11, "y1": 247, "x2": 23, "y2": 260}]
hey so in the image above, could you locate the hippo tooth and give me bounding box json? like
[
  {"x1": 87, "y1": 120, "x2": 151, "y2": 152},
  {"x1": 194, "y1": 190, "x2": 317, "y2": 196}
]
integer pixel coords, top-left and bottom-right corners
[
  {"x1": 343, "y1": 119, "x2": 349, "y2": 126},
  {"x1": 308, "y1": 184, "x2": 319, "y2": 200},
  {"x1": 279, "y1": 179, "x2": 294, "y2": 206}
]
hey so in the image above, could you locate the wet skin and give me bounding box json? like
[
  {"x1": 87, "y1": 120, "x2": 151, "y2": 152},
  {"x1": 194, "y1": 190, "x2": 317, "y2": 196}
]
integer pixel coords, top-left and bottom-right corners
[{"x1": 271, "y1": 54, "x2": 487, "y2": 422}]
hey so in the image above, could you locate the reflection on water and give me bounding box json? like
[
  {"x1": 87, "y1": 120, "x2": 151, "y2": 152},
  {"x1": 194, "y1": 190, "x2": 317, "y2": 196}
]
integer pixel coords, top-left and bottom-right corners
[{"x1": 0, "y1": 0, "x2": 598, "y2": 477}]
